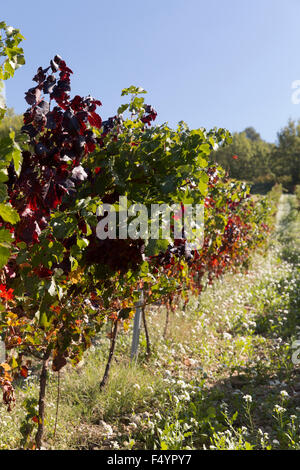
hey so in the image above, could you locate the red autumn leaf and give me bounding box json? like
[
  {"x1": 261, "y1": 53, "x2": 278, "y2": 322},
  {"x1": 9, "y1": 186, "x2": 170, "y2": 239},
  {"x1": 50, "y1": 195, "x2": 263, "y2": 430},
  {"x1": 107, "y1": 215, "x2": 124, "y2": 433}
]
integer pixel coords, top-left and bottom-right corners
[
  {"x1": 232, "y1": 155, "x2": 238, "y2": 160},
  {"x1": 85, "y1": 140, "x2": 96, "y2": 153},
  {"x1": 34, "y1": 267, "x2": 52, "y2": 279},
  {"x1": 20, "y1": 366, "x2": 28, "y2": 378},
  {"x1": 58, "y1": 60, "x2": 73, "y2": 74},
  {"x1": 0, "y1": 284, "x2": 14, "y2": 301},
  {"x1": 88, "y1": 111, "x2": 102, "y2": 129}
]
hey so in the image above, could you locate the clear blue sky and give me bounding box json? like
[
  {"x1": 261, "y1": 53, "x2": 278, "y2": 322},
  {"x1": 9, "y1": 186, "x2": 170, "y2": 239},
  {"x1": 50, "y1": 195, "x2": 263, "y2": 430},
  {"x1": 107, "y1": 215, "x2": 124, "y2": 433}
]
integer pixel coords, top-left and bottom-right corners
[{"x1": 2, "y1": 0, "x2": 300, "y2": 142}]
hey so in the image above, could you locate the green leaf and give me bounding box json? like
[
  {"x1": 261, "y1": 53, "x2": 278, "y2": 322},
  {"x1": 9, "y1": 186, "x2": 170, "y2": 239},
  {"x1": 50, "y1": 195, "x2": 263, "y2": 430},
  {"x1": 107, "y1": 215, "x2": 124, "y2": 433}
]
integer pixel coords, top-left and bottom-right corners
[
  {"x1": 52, "y1": 215, "x2": 77, "y2": 239},
  {"x1": 0, "y1": 203, "x2": 19, "y2": 224},
  {"x1": 9, "y1": 131, "x2": 22, "y2": 173},
  {"x1": 145, "y1": 238, "x2": 169, "y2": 256},
  {"x1": 199, "y1": 143, "x2": 211, "y2": 155},
  {"x1": 139, "y1": 261, "x2": 149, "y2": 276},
  {"x1": 0, "y1": 227, "x2": 12, "y2": 243},
  {"x1": 121, "y1": 86, "x2": 147, "y2": 96},
  {"x1": 117, "y1": 103, "x2": 129, "y2": 115},
  {"x1": 0, "y1": 131, "x2": 22, "y2": 171},
  {"x1": 39, "y1": 312, "x2": 49, "y2": 328},
  {"x1": 77, "y1": 237, "x2": 89, "y2": 249},
  {"x1": 0, "y1": 244, "x2": 10, "y2": 269},
  {"x1": 0, "y1": 183, "x2": 7, "y2": 202},
  {"x1": 197, "y1": 156, "x2": 208, "y2": 168},
  {"x1": 0, "y1": 170, "x2": 8, "y2": 183},
  {"x1": 198, "y1": 180, "x2": 208, "y2": 196}
]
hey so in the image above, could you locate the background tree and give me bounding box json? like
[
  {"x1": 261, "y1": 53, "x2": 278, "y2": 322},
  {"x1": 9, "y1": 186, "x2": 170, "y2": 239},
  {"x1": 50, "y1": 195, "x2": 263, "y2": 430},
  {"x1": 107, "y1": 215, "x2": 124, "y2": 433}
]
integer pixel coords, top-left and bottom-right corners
[
  {"x1": 244, "y1": 126, "x2": 261, "y2": 142},
  {"x1": 270, "y1": 119, "x2": 300, "y2": 189},
  {"x1": 0, "y1": 108, "x2": 23, "y2": 145},
  {"x1": 212, "y1": 127, "x2": 274, "y2": 186}
]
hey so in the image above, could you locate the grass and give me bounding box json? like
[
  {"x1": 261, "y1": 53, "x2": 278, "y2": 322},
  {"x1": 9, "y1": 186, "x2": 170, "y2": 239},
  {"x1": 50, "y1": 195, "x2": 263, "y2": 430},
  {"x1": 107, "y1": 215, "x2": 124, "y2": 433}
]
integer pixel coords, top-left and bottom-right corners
[{"x1": 1, "y1": 194, "x2": 300, "y2": 450}]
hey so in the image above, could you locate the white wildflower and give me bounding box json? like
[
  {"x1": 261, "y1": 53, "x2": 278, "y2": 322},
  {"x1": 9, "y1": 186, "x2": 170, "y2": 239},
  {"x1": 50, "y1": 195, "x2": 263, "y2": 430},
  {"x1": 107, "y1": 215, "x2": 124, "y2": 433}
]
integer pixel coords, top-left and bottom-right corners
[{"x1": 243, "y1": 394, "x2": 252, "y2": 403}]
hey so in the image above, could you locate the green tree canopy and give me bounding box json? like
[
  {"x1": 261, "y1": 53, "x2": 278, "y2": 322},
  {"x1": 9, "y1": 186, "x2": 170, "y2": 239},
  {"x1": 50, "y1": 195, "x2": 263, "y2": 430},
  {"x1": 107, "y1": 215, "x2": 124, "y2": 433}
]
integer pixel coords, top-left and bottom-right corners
[
  {"x1": 271, "y1": 119, "x2": 300, "y2": 188},
  {"x1": 212, "y1": 128, "x2": 274, "y2": 184},
  {"x1": 0, "y1": 108, "x2": 22, "y2": 140}
]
